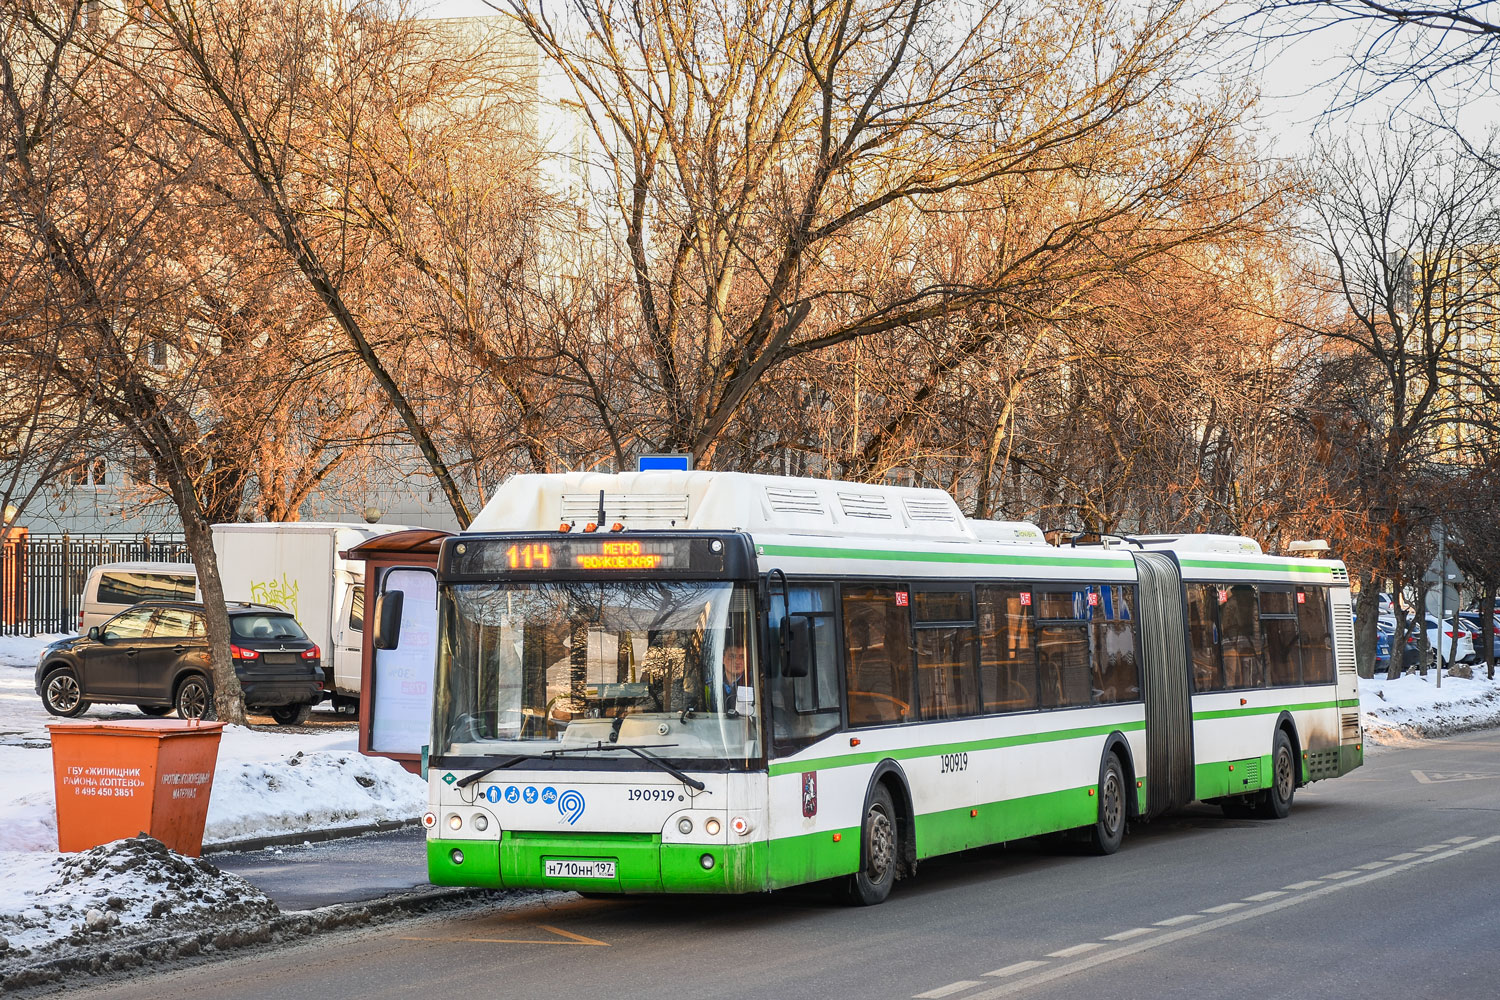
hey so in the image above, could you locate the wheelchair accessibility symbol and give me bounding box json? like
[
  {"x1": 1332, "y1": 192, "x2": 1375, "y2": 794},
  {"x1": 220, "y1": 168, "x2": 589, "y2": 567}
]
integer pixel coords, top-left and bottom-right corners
[{"x1": 504, "y1": 786, "x2": 521, "y2": 803}]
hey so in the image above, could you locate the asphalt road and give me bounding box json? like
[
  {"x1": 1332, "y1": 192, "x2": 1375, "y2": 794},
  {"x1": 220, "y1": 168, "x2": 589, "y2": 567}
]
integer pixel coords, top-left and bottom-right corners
[{"x1": 75, "y1": 731, "x2": 1500, "y2": 1000}]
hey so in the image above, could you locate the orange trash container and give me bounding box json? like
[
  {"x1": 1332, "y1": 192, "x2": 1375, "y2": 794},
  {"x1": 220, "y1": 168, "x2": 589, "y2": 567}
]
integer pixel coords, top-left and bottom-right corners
[{"x1": 48, "y1": 720, "x2": 226, "y2": 856}]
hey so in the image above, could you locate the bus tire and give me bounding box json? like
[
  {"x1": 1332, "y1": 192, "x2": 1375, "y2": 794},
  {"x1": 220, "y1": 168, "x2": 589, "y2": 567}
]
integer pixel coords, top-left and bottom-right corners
[
  {"x1": 839, "y1": 785, "x2": 898, "y2": 906},
  {"x1": 1257, "y1": 729, "x2": 1296, "y2": 819},
  {"x1": 1089, "y1": 753, "x2": 1126, "y2": 855}
]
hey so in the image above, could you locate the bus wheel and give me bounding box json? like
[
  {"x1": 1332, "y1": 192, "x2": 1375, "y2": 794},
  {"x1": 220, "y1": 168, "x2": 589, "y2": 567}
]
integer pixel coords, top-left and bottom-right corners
[
  {"x1": 840, "y1": 785, "x2": 898, "y2": 906},
  {"x1": 1257, "y1": 730, "x2": 1296, "y2": 819},
  {"x1": 1089, "y1": 753, "x2": 1126, "y2": 855}
]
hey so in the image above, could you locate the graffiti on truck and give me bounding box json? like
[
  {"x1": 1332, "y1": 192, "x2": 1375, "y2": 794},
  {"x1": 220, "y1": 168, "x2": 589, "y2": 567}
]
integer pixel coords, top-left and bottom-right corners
[{"x1": 249, "y1": 575, "x2": 300, "y2": 619}]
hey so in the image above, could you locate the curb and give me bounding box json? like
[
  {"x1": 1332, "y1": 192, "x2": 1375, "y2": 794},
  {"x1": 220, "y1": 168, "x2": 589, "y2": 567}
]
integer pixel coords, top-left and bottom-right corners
[
  {"x1": 0, "y1": 884, "x2": 493, "y2": 994},
  {"x1": 204, "y1": 818, "x2": 421, "y2": 855}
]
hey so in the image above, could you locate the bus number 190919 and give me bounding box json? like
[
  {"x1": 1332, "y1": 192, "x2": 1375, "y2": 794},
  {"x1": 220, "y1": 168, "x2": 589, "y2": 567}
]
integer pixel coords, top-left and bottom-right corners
[{"x1": 940, "y1": 752, "x2": 968, "y2": 773}]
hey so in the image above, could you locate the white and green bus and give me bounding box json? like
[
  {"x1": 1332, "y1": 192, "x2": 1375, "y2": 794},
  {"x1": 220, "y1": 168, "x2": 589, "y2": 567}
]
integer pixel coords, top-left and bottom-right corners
[{"x1": 411, "y1": 472, "x2": 1361, "y2": 904}]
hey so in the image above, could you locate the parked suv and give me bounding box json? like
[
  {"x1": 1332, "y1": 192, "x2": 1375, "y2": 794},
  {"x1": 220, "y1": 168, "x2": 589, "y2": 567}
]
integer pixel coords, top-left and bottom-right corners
[{"x1": 35, "y1": 601, "x2": 324, "y2": 725}]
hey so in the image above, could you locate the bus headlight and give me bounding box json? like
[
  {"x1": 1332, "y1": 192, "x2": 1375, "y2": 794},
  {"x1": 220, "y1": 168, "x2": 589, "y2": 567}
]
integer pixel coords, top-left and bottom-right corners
[
  {"x1": 704, "y1": 818, "x2": 721, "y2": 836},
  {"x1": 677, "y1": 817, "x2": 693, "y2": 835},
  {"x1": 447, "y1": 814, "x2": 463, "y2": 831},
  {"x1": 473, "y1": 814, "x2": 489, "y2": 832}
]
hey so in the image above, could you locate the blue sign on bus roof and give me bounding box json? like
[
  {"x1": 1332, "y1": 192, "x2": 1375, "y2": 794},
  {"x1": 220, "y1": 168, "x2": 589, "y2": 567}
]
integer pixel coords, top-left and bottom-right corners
[{"x1": 637, "y1": 454, "x2": 692, "y2": 471}]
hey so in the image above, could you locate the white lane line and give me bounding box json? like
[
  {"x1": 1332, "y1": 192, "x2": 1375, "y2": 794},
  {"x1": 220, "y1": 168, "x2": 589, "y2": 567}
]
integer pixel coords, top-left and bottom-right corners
[
  {"x1": 1356, "y1": 861, "x2": 1391, "y2": 870},
  {"x1": 1414, "y1": 844, "x2": 1445, "y2": 853},
  {"x1": 1154, "y1": 914, "x2": 1201, "y2": 926},
  {"x1": 1203, "y1": 902, "x2": 1246, "y2": 913},
  {"x1": 982, "y1": 960, "x2": 1048, "y2": 978},
  {"x1": 1448, "y1": 836, "x2": 1476, "y2": 844},
  {"x1": 1046, "y1": 943, "x2": 1104, "y2": 958},
  {"x1": 914, "y1": 981, "x2": 983, "y2": 998},
  {"x1": 958, "y1": 836, "x2": 1500, "y2": 1000},
  {"x1": 1283, "y1": 880, "x2": 1322, "y2": 890},
  {"x1": 1102, "y1": 928, "x2": 1155, "y2": 942},
  {"x1": 1244, "y1": 890, "x2": 1284, "y2": 901},
  {"x1": 1322, "y1": 870, "x2": 1360, "y2": 879},
  {"x1": 1386, "y1": 852, "x2": 1421, "y2": 861}
]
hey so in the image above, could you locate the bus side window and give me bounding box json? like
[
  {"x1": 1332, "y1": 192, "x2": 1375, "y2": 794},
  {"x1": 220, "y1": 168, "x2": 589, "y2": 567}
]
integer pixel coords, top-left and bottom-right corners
[
  {"x1": 1186, "y1": 584, "x2": 1224, "y2": 692},
  {"x1": 1219, "y1": 585, "x2": 1265, "y2": 688},
  {"x1": 1297, "y1": 587, "x2": 1335, "y2": 684},
  {"x1": 1261, "y1": 586, "x2": 1301, "y2": 687},
  {"x1": 977, "y1": 586, "x2": 1036, "y2": 713},
  {"x1": 843, "y1": 584, "x2": 913, "y2": 727},
  {"x1": 1034, "y1": 588, "x2": 1090, "y2": 708},
  {"x1": 769, "y1": 585, "x2": 840, "y2": 753},
  {"x1": 1092, "y1": 585, "x2": 1139, "y2": 704}
]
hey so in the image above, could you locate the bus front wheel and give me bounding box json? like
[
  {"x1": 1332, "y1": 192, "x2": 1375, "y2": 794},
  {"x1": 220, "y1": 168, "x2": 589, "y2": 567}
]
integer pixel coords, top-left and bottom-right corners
[
  {"x1": 1089, "y1": 753, "x2": 1126, "y2": 855},
  {"x1": 840, "y1": 785, "x2": 898, "y2": 906}
]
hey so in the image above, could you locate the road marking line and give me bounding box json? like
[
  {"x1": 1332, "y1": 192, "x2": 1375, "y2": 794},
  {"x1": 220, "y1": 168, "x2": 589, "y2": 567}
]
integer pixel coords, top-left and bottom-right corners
[
  {"x1": 1448, "y1": 836, "x2": 1476, "y2": 844},
  {"x1": 1202, "y1": 902, "x2": 1246, "y2": 913},
  {"x1": 539, "y1": 924, "x2": 610, "y2": 946},
  {"x1": 399, "y1": 924, "x2": 610, "y2": 948},
  {"x1": 1102, "y1": 928, "x2": 1155, "y2": 941},
  {"x1": 1046, "y1": 943, "x2": 1104, "y2": 958},
  {"x1": 1154, "y1": 914, "x2": 1201, "y2": 926},
  {"x1": 1283, "y1": 880, "x2": 1322, "y2": 890},
  {"x1": 1386, "y1": 852, "x2": 1420, "y2": 861},
  {"x1": 914, "y1": 981, "x2": 983, "y2": 998},
  {"x1": 1356, "y1": 861, "x2": 1391, "y2": 870},
  {"x1": 1322, "y1": 870, "x2": 1359, "y2": 879},
  {"x1": 957, "y1": 836, "x2": 1500, "y2": 1000},
  {"x1": 983, "y1": 961, "x2": 1048, "y2": 978},
  {"x1": 1244, "y1": 891, "x2": 1284, "y2": 901},
  {"x1": 1414, "y1": 844, "x2": 1445, "y2": 853}
]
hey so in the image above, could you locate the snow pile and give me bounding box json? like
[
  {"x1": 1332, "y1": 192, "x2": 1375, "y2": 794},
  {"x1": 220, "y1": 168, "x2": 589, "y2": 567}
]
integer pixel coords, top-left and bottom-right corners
[
  {"x1": 0, "y1": 835, "x2": 277, "y2": 963},
  {"x1": 1360, "y1": 667, "x2": 1500, "y2": 742}
]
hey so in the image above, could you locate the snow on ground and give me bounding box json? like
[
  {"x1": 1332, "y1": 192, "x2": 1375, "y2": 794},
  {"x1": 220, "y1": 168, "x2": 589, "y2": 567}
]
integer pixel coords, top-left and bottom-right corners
[
  {"x1": 1360, "y1": 665, "x2": 1500, "y2": 743},
  {"x1": 1, "y1": 633, "x2": 426, "y2": 972}
]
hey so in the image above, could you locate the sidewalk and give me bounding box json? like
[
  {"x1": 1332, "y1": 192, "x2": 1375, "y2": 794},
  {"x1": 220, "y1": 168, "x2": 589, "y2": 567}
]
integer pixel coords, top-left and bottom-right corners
[{"x1": 209, "y1": 825, "x2": 438, "y2": 911}]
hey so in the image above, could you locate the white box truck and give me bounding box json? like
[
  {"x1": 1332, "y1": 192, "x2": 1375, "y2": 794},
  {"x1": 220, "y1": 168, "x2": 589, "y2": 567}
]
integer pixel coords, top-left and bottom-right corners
[{"x1": 211, "y1": 522, "x2": 410, "y2": 713}]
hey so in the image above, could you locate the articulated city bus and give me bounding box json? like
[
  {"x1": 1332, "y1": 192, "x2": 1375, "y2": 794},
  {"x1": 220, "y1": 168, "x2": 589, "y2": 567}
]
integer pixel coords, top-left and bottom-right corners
[{"x1": 413, "y1": 472, "x2": 1361, "y2": 904}]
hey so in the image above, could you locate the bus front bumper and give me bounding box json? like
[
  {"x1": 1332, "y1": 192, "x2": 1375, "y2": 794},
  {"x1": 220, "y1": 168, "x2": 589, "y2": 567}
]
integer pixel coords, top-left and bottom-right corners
[{"x1": 427, "y1": 832, "x2": 767, "y2": 893}]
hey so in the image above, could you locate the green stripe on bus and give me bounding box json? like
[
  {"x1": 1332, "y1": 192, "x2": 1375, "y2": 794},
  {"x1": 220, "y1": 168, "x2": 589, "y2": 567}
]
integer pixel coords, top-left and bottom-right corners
[
  {"x1": 768, "y1": 720, "x2": 1145, "y2": 777},
  {"x1": 1191, "y1": 699, "x2": 1350, "y2": 721},
  {"x1": 1179, "y1": 558, "x2": 1335, "y2": 576},
  {"x1": 756, "y1": 543, "x2": 1134, "y2": 569}
]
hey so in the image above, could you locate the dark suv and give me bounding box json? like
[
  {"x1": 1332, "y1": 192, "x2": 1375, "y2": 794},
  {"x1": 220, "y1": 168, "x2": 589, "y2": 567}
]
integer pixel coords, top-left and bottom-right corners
[{"x1": 36, "y1": 601, "x2": 324, "y2": 726}]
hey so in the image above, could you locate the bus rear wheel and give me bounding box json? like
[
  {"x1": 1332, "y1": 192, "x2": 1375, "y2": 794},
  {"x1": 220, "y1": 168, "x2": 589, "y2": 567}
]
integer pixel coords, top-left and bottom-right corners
[
  {"x1": 1256, "y1": 730, "x2": 1296, "y2": 819},
  {"x1": 839, "y1": 785, "x2": 898, "y2": 906},
  {"x1": 1089, "y1": 753, "x2": 1126, "y2": 855}
]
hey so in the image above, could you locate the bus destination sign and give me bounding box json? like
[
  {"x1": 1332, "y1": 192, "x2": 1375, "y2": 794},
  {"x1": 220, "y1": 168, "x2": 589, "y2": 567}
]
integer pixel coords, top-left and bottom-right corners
[{"x1": 446, "y1": 535, "x2": 733, "y2": 578}]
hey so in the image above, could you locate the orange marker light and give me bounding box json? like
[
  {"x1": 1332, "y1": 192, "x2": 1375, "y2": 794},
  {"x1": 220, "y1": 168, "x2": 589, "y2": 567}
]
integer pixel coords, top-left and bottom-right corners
[
  {"x1": 558, "y1": 523, "x2": 572, "y2": 533},
  {"x1": 584, "y1": 522, "x2": 598, "y2": 532},
  {"x1": 1229, "y1": 764, "x2": 1234, "y2": 771},
  {"x1": 849, "y1": 738, "x2": 861, "y2": 747},
  {"x1": 1088, "y1": 788, "x2": 1095, "y2": 796},
  {"x1": 970, "y1": 809, "x2": 978, "y2": 818},
  {"x1": 832, "y1": 833, "x2": 842, "y2": 842},
  {"x1": 610, "y1": 522, "x2": 624, "y2": 532},
  {"x1": 1240, "y1": 698, "x2": 1248, "y2": 706}
]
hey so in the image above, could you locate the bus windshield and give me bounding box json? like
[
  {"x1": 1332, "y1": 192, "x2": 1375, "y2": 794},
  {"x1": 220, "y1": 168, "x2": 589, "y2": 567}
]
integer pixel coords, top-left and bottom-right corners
[{"x1": 434, "y1": 581, "x2": 760, "y2": 763}]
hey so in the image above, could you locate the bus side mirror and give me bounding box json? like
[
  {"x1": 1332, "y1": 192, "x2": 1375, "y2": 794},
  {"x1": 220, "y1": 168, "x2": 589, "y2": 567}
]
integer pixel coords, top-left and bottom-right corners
[
  {"x1": 782, "y1": 616, "x2": 812, "y2": 678},
  {"x1": 374, "y1": 591, "x2": 404, "y2": 650}
]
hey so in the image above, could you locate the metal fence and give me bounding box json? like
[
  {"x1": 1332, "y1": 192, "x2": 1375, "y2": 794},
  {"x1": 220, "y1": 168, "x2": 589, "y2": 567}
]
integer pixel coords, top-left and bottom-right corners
[{"x1": 0, "y1": 534, "x2": 192, "y2": 636}]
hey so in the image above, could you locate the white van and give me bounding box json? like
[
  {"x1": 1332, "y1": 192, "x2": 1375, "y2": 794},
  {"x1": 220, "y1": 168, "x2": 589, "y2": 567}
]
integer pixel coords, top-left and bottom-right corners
[{"x1": 78, "y1": 561, "x2": 199, "y2": 632}]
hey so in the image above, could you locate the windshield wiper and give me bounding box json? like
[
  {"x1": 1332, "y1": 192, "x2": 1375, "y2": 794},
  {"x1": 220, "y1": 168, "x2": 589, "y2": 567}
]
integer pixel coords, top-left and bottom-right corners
[
  {"x1": 544, "y1": 741, "x2": 707, "y2": 792},
  {"x1": 454, "y1": 754, "x2": 529, "y2": 788}
]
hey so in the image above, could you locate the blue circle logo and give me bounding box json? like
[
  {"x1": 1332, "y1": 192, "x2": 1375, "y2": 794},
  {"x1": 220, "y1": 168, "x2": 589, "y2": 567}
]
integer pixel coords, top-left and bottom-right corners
[
  {"x1": 504, "y1": 786, "x2": 521, "y2": 803},
  {"x1": 523, "y1": 786, "x2": 539, "y2": 804},
  {"x1": 541, "y1": 786, "x2": 558, "y2": 805},
  {"x1": 485, "y1": 786, "x2": 501, "y2": 803}
]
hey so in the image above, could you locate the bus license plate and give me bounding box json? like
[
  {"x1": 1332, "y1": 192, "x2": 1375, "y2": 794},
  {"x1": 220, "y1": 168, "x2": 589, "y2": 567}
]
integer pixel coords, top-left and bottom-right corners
[{"x1": 545, "y1": 858, "x2": 616, "y2": 879}]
